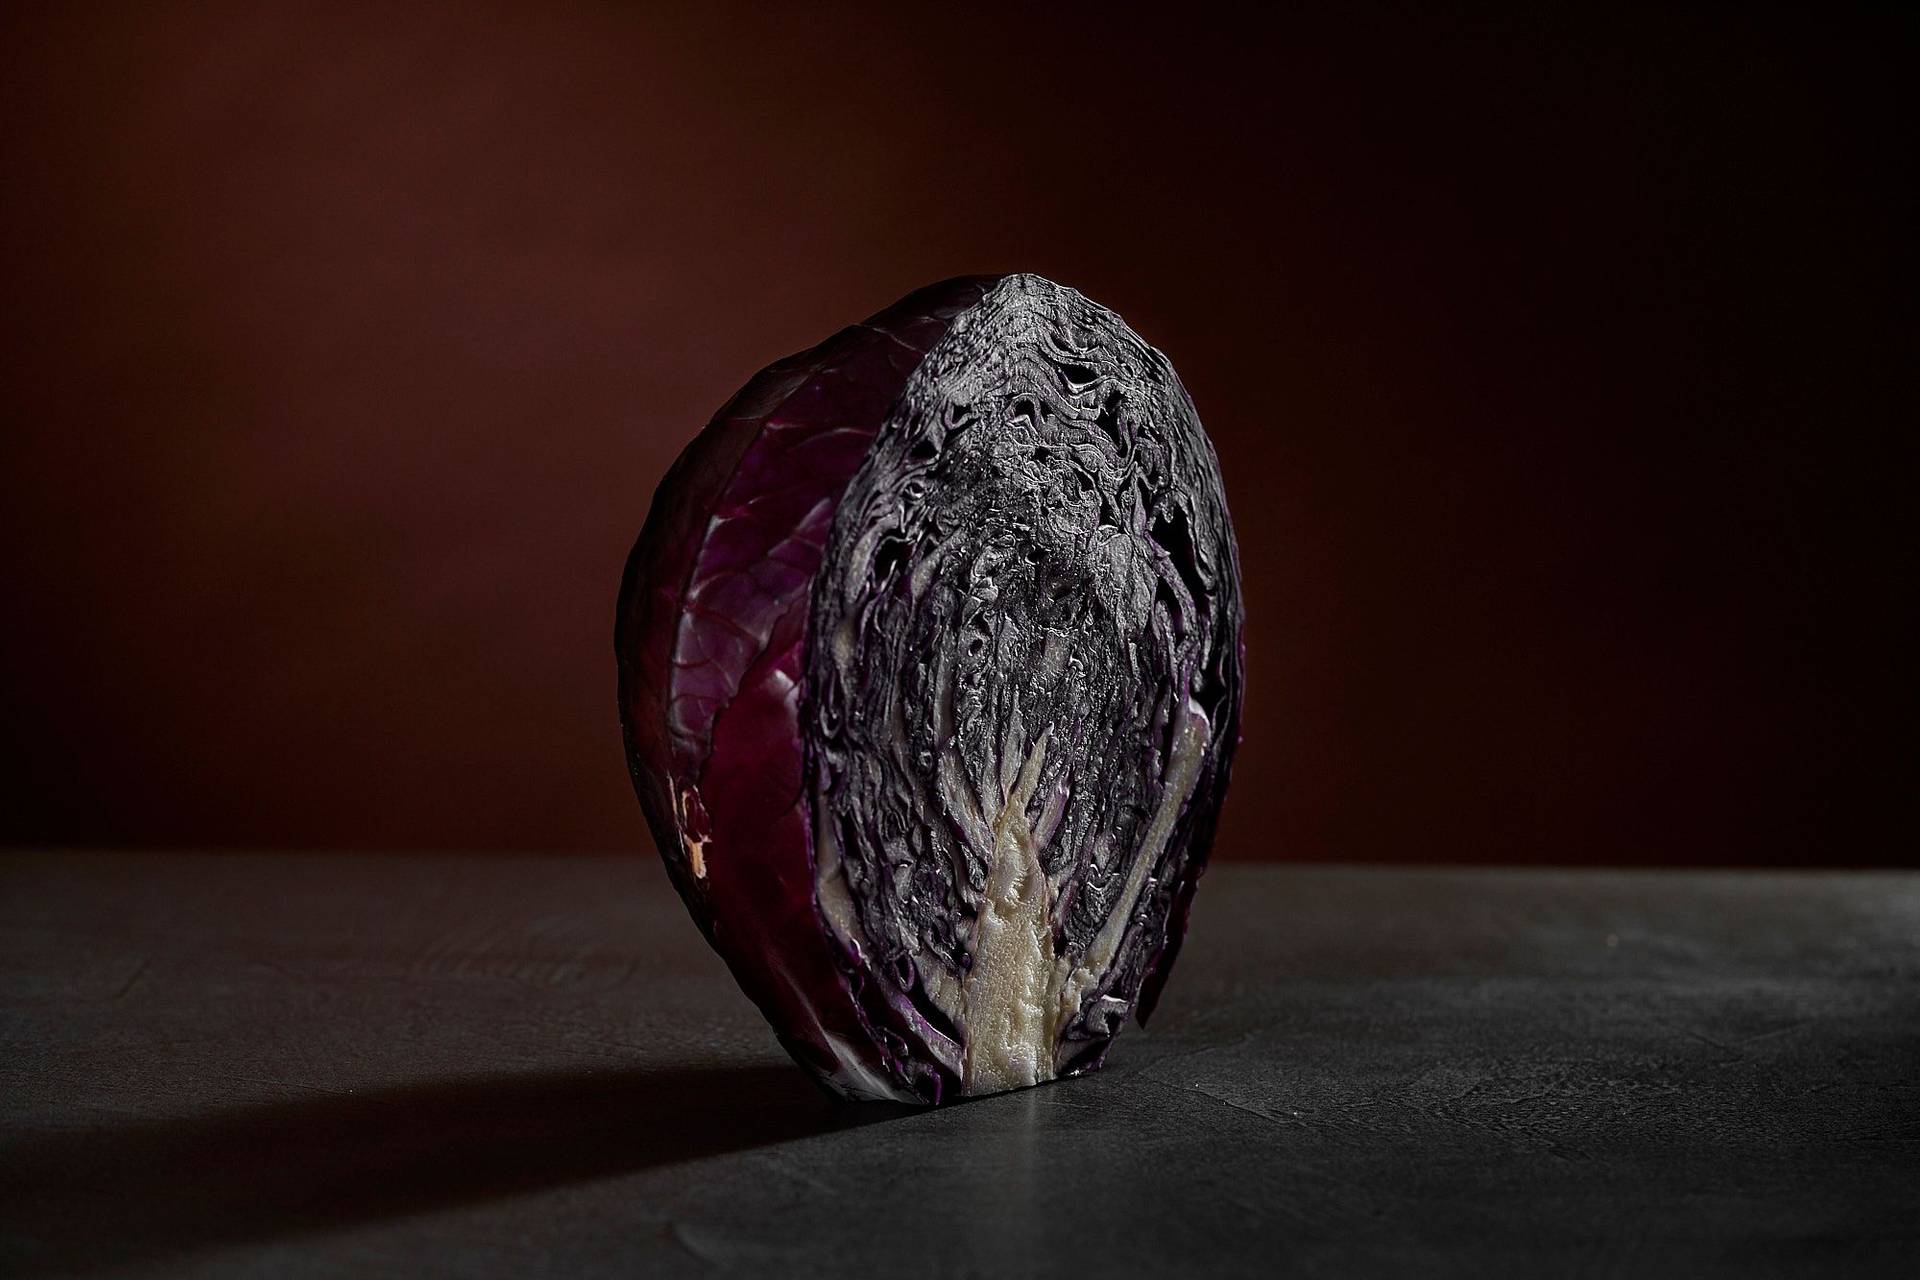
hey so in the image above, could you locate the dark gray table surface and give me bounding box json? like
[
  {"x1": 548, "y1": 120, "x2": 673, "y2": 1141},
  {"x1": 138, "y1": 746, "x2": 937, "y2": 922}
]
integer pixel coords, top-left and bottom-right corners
[{"x1": 1, "y1": 851, "x2": 1915, "y2": 1278}]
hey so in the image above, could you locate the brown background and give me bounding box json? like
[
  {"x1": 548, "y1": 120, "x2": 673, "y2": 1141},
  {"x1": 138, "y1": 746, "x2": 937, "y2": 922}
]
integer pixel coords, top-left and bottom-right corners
[{"x1": 1, "y1": 4, "x2": 1908, "y2": 864}]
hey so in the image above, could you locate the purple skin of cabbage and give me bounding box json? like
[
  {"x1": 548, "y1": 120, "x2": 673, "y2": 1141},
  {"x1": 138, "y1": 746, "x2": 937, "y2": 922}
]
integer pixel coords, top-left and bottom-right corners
[{"x1": 616, "y1": 274, "x2": 1242, "y2": 1104}]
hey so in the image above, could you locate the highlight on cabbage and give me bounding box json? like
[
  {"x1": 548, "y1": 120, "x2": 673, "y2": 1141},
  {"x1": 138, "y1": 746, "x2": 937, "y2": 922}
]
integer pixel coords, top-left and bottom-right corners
[{"x1": 616, "y1": 274, "x2": 1242, "y2": 1103}]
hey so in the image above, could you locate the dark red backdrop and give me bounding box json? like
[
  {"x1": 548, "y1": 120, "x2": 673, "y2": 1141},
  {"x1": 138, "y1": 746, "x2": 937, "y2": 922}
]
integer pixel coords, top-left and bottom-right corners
[{"x1": 1, "y1": 5, "x2": 1907, "y2": 863}]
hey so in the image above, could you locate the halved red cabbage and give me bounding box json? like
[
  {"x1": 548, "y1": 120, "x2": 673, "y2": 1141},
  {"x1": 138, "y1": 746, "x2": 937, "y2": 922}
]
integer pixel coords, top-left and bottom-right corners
[{"x1": 617, "y1": 274, "x2": 1241, "y2": 1103}]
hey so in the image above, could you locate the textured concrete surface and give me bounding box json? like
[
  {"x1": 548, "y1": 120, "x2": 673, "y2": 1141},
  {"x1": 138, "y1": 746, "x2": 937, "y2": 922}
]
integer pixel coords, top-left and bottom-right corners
[{"x1": 2, "y1": 852, "x2": 1915, "y2": 1277}]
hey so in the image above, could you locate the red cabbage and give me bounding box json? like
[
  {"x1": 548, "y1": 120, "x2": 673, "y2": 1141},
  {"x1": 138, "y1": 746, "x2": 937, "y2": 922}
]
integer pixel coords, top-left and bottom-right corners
[{"x1": 616, "y1": 274, "x2": 1242, "y2": 1103}]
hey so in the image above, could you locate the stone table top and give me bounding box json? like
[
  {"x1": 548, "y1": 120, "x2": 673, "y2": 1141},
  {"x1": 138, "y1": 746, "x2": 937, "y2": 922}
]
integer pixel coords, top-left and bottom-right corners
[{"x1": 2, "y1": 851, "x2": 1915, "y2": 1277}]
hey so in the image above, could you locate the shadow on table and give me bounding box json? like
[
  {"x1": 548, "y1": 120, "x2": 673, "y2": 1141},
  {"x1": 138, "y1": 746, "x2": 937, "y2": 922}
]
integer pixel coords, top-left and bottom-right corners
[{"x1": 1, "y1": 1062, "x2": 903, "y2": 1273}]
